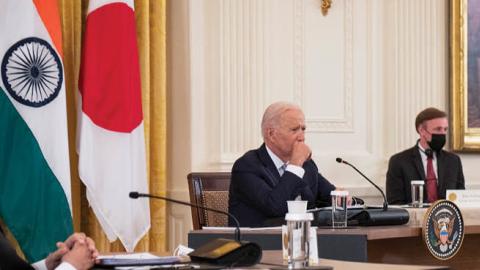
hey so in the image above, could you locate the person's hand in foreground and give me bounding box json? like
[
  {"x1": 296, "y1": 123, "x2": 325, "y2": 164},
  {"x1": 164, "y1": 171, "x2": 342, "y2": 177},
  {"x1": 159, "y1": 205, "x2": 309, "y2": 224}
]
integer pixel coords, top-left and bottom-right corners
[{"x1": 45, "y1": 233, "x2": 98, "y2": 270}]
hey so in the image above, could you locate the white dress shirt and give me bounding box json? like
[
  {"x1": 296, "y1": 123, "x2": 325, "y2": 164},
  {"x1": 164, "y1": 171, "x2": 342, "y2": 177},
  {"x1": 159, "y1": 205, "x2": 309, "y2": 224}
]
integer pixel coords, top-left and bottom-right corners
[
  {"x1": 32, "y1": 259, "x2": 76, "y2": 270},
  {"x1": 265, "y1": 146, "x2": 305, "y2": 178},
  {"x1": 417, "y1": 142, "x2": 438, "y2": 180}
]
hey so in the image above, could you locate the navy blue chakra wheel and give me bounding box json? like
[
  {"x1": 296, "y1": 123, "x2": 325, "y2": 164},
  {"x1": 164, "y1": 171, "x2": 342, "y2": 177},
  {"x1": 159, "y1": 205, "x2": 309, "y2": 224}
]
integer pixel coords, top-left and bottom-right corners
[{"x1": 1, "y1": 37, "x2": 63, "y2": 107}]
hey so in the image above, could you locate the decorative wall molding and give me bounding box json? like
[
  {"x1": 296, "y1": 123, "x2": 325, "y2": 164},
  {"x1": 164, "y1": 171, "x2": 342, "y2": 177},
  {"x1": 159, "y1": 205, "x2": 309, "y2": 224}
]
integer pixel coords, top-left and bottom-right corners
[
  {"x1": 217, "y1": 0, "x2": 359, "y2": 164},
  {"x1": 219, "y1": 0, "x2": 266, "y2": 162},
  {"x1": 167, "y1": 190, "x2": 192, "y2": 251},
  {"x1": 385, "y1": 0, "x2": 448, "y2": 155},
  {"x1": 295, "y1": 0, "x2": 354, "y2": 133},
  {"x1": 293, "y1": 0, "x2": 304, "y2": 105},
  {"x1": 168, "y1": 210, "x2": 189, "y2": 251}
]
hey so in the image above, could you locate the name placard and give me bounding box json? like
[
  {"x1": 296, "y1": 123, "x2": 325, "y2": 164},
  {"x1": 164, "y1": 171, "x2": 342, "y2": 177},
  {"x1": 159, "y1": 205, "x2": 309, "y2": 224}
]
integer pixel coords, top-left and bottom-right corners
[{"x1": 446, "y1": 190, "x2": 480, "y2": 207}]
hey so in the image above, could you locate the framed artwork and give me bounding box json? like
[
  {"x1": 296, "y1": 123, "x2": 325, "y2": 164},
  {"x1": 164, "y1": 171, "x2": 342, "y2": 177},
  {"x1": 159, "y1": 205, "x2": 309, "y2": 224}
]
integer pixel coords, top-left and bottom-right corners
[{"x1": 450, "y1": 0, "x2": 480, "y2": 151}]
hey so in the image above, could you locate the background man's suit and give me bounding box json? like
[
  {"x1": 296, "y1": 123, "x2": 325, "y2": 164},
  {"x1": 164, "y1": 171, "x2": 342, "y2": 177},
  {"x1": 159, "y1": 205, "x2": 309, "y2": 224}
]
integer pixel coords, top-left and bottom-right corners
[
  {"x1": 0, "y1": 228, "x2": 34, "y2": 270},
  {"x1": 386, "y1": 145, "x2": 465, "y2": 205},
  {"x1": 228, "y1": 144, "x2": 335, "y2": 227}
]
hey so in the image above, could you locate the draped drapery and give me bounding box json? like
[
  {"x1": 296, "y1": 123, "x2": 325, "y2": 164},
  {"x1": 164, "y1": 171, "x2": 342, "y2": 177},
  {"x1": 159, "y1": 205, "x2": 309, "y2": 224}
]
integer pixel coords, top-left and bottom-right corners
[{"x1": 58, "y1": 0, "x2": 167, "y2": 253}]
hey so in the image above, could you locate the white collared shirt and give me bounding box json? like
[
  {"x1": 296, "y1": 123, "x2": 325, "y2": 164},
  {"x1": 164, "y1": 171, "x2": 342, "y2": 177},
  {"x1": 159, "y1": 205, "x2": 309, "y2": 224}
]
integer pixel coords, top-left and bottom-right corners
[
  {"x1": 417, "y1": 142, "x2": 438, "y2": 179},
  {"x1": 32, "y1": 259, "x2": 76, "y2": 270},
  {"x1": 265, "y1": 146, "x2": 305, "y2": 178}
]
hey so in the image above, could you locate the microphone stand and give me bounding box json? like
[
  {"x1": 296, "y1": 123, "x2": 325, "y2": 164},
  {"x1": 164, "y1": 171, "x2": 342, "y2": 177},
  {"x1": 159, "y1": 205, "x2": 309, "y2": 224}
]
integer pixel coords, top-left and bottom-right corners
[
  {"x1": 336, "y1": 158, "x2": 388, "y2": 211},
  {"x1": 129, "y1": 192, "x2": 241, "y2": 242},
  {"x1": 128, "y1": 192, "x2": 262, "y2": 267},
  {"x1": 308, "y1": 158, "x2": 410, "y2": 226}
]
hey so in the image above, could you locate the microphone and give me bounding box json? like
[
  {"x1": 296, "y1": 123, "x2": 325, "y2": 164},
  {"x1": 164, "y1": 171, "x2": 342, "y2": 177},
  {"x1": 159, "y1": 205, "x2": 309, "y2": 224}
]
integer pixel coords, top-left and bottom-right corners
[
  {"x1": 129, "y1": 191, "x2": 240, "y2": 241},
  {"x1": 129, "y1": 192, "x2": 262, "y2": 267},
  {"x1": 309, "y1": 158, "x2": 409, "y2": 226},
  {"x1": 336, "y1": 157, "x2": 388, "y2": 211}
]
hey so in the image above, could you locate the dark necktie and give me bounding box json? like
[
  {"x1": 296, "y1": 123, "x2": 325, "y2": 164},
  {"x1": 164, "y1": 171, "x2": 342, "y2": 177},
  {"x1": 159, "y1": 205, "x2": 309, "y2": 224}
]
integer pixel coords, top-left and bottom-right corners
[{"x1": 426, "y1": 155, "x2": 438, "y2": 203}]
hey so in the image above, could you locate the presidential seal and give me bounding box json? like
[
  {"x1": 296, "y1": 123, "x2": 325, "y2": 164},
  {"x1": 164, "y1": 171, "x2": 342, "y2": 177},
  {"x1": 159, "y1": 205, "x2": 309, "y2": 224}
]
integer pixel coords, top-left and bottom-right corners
[{"x1": 422, "y1": 200, "x2": 464, "y2": 260}]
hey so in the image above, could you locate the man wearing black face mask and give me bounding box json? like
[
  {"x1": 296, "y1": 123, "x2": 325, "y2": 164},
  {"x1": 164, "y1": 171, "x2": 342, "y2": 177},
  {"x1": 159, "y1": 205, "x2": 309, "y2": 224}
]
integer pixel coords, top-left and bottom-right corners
[{"x1": 386, "y1": 107, "x2": 465, "y2": 205}]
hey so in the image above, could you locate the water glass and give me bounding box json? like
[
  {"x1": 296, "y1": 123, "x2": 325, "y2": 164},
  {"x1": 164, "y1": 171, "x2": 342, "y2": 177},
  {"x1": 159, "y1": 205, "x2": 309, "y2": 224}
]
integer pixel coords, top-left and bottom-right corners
[
  {"x1": 285, "y1": 207, "x2": 313, "y2": 268},
  {"x1": 411, "y1": 180, "x2": 424, "y2": 207},
  {"x1": 331, "y1": 190, "x2": 348, "y2": 228}
]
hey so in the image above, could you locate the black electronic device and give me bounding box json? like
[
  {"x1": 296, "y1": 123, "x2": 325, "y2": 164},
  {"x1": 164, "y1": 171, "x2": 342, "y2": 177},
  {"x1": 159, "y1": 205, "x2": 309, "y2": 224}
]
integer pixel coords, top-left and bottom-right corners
[{"x1": 312, "y1": 206, "x2": 410, "y2": 226}]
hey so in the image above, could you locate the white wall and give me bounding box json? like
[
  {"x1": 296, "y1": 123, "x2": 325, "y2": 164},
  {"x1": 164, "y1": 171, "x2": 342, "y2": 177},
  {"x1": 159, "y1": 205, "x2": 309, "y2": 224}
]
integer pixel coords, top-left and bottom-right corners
[{"x1": 167, "y1": 0, "x2": 479, "y2": 251}]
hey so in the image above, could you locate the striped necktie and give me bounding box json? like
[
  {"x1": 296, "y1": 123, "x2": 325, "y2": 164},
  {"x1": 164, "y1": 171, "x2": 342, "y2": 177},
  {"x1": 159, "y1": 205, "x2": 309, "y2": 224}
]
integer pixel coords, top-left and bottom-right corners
[{"x1": 279, "y1": 163, "x2": 287, "y2": 176}]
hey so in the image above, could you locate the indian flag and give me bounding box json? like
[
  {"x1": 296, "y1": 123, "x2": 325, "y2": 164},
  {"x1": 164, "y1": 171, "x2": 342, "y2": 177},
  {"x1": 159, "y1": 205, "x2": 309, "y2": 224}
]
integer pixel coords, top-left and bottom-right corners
[
  {"x1": 78, "y1": 0, "x2": 150, "y2": 251},
  {"x1": 0, "y1": 0, "x2": 72, "y2": 262}
]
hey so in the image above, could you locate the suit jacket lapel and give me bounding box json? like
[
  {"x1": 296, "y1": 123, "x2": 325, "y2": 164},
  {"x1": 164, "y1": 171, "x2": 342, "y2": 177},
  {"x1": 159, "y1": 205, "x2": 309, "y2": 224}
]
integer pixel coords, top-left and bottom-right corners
[
  {"x1": 258, "y1": 144, "x2": 280, "y2": 186},
  {"x1": 412, "y1": 146, "x2": 426, "y2": 180}
]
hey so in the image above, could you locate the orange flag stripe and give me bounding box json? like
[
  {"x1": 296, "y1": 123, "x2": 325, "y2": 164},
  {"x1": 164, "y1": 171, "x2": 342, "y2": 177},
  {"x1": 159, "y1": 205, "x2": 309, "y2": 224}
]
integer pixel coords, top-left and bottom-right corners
[{"x1": 32, "y1": 0, "x2": 63, "y2": 58}]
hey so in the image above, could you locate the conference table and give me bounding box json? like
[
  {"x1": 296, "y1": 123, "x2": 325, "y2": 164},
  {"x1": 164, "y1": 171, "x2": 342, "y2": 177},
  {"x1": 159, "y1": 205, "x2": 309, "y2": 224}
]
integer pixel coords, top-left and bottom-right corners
[
  {"x1": 93, "y1": 250, "x2": 447, "y2": 269},
  {"x1": 259, "y1": 250, "x2": 447, "y2": 270},
  {"x1": 188, "y1": 208, "x2": 480, "y2": 270}
]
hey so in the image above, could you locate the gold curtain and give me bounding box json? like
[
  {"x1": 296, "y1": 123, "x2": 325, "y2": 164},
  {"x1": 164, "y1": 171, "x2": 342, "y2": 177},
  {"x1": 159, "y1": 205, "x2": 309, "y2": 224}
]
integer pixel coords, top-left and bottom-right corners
[{"x1": 58, "y1": 0, "x2": 167, "y2": 253}]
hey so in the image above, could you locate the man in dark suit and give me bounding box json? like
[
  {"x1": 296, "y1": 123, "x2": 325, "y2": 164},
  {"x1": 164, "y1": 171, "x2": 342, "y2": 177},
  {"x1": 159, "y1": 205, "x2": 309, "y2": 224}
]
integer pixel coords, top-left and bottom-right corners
[
  {"x1": 0, "y1": 228, "x2": 98, "y2": 270},
  {"x1": 228, "y1": 102, "x2": 340, "y2": 227},
  {"x1": 386, "y1": 107, "x2": 465, "y2": 205}
]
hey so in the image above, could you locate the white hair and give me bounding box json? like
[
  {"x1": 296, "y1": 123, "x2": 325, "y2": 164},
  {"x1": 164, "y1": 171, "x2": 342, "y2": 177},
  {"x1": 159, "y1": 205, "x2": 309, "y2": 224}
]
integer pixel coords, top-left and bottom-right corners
[{"x1": 261, "y1": 101, "x2": 302, "y2": 138}]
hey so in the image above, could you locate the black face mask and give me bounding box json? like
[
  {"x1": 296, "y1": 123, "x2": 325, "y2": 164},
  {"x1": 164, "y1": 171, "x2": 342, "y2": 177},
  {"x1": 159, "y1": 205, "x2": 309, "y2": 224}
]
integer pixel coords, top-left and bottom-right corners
[{"x1": 427, "y1": 133, "x2": 446, "y2": 152}]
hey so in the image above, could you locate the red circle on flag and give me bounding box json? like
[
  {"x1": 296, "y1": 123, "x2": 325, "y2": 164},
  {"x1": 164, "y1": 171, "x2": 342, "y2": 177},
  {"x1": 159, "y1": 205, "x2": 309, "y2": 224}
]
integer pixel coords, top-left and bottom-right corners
[{"x1": 79, "y1": 3, "x2": 143, "y2": 133}]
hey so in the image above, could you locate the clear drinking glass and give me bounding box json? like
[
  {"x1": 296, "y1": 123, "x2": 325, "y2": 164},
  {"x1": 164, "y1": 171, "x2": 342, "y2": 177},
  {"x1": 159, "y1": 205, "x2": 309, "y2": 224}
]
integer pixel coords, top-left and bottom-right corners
[
  {"x1": 331, "y1": 190, "x2": 348, "y2": 228},
  {"x1": 411, "y1": 180, "x2": 424, "y2": 207},
  {"x1": 285, "y1": 213, "x2": 313, "y2": 269}
]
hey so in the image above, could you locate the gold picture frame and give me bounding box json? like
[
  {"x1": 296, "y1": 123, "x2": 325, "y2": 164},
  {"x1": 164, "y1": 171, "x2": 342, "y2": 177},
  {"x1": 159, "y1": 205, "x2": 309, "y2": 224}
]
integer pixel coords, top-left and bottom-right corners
[{"x1": 450, "y1": 0, "x2": 480, "y2": 151}]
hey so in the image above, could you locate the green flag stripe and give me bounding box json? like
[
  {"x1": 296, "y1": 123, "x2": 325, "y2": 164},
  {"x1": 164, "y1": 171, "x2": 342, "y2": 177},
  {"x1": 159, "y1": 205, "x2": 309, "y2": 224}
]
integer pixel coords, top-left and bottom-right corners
[{"x1": 0, "y1": 88, "x2": 72, "y2": 262}]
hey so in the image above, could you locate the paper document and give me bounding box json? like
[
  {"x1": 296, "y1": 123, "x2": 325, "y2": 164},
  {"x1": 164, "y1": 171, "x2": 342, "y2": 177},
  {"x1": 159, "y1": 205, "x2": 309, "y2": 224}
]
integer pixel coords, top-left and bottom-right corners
[
  {"x1": 98, "y1": 252, "x2": 160, "y2": 259},
  {"x1": 96, "y1": 253, "x2": 185, "y2": 268}
]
